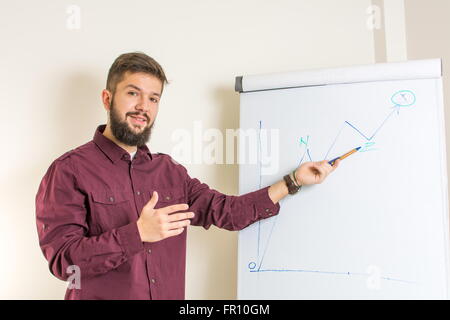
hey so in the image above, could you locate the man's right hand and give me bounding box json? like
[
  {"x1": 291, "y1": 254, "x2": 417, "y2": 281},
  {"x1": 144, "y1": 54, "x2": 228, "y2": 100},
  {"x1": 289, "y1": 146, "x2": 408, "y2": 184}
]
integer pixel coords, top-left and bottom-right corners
[{"x1": 136, "y1": 191, "x2": 195, "y2": 243}]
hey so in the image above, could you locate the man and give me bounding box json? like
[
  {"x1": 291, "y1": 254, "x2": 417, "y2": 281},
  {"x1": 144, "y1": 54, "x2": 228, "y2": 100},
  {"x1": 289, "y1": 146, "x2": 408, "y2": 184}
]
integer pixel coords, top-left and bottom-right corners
[{"x1": 35, "y1": 52, "x2": 340, "y2": 300}]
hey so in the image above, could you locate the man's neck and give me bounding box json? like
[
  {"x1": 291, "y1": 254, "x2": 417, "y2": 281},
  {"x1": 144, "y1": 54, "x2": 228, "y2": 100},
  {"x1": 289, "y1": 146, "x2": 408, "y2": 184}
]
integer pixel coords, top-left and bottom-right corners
[{"x1": 103, "y1": 125, "x2": 138, "y2": 154}]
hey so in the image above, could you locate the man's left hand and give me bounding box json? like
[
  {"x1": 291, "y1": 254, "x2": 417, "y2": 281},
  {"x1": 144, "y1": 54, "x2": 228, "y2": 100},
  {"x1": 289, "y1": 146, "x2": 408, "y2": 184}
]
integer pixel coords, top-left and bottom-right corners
[{"x1": 294, "y1": 159, "x2": 340, "y2": 186}]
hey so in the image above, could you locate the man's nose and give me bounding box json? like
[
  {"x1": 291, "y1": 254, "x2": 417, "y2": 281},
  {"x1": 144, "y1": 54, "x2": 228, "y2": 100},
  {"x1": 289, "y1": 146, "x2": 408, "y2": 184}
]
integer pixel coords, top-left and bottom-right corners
[{"x1": 136, "y1": 95, "x2": 151, "y2": 112}]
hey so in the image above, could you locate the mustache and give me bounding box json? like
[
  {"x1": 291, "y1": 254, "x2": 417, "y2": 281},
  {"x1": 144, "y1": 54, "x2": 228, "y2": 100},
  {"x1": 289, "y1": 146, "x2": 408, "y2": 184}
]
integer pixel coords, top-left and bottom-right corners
[{"x1": 126, "y1": 112, "x2": 150, "y2": 122}]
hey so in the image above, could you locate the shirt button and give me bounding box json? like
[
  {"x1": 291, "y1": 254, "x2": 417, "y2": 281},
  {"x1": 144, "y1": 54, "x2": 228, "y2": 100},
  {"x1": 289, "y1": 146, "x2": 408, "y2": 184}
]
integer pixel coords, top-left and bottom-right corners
[
  {"x1": 165, "y1": 196, "x2": 171, "y2": 201},
  {"x1": 148, "y1": 249, "x2": 152, "y2": 254},
  {"x1": 137, "y1": 191, "x2": 141, "y2": 195},
  {"x1": 131, "y1": 165, "x2": 134, "y2": 169},
  {"x1": 151, "y1": 279, "x2": 156, "y2": 284},
  {"x1": 109, "y1": 196, "x2": 114, "y2": 202}
]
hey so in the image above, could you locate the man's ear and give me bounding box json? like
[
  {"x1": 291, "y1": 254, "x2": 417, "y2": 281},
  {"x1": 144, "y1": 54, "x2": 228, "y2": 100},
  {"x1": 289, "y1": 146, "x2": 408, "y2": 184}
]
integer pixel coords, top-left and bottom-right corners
[{"x1": 101, "y1": 89, "x2": 113, "y2": 111}]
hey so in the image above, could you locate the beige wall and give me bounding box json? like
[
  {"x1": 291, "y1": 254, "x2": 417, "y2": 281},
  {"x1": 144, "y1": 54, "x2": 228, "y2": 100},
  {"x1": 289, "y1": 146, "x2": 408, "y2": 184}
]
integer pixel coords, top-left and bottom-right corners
[
  {"x1": 404, "y1": 0, "x2": 450, "y2": 173},
  {"x1": 0, "y1": 0, "x2": 375, "y2": 299}
]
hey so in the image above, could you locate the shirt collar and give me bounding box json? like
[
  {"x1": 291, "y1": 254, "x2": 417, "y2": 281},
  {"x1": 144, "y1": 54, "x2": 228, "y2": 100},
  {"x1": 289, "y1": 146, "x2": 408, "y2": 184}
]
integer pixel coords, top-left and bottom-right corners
[{"x1": 93, "y1": 124, "x2": 153, "y2": 163}]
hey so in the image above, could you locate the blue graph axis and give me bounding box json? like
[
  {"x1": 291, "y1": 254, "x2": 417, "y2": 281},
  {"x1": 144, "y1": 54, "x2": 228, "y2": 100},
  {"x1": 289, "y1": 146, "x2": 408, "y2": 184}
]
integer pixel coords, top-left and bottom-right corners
[
  {"x1": 251, "y1": 90, "x2": 417, "y2": 285},
  {"x1": 248, "y1": 266, "x2": 416, "y2": 285}
]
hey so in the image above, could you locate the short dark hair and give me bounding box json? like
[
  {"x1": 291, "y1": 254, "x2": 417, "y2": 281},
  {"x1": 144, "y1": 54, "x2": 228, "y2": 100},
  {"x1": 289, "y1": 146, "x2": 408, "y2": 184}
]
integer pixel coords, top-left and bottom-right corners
[{"x1": 106, "y1": 52, "x2": 168, "y2": 94}]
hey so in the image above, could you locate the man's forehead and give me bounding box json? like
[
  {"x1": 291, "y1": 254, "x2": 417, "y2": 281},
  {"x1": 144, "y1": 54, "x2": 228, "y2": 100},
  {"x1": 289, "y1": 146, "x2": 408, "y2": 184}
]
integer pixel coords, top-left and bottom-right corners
[{"x1": 118, "y1": 72, "x2": 163, "y2": 93}]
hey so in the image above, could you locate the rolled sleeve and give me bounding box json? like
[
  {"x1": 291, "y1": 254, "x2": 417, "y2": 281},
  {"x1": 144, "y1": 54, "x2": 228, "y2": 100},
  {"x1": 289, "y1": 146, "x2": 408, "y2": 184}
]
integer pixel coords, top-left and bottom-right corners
[
  {"x1": 243, "y1": 186, "x2": 281, "y2": 221},
  {"x1": 185, "y1": 170, "x2": 281, "y2": 231}
]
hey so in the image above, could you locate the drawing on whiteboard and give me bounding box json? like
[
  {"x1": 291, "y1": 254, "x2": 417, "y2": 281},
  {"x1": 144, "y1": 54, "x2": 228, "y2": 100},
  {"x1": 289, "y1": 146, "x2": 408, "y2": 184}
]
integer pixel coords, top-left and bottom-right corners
[
  {"x1": 249, "y1": 90, "x2": 418, "y2": 285},
  {"x1": 324, "y1": 90, "x2": 416, "y2": 160}
]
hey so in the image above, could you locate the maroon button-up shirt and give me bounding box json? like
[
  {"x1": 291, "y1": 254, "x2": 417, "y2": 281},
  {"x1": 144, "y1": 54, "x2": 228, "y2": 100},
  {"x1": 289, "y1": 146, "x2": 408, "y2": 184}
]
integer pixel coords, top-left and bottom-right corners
[{"x1": 35, "y1": 125, "x2": 280, "y2": 300}]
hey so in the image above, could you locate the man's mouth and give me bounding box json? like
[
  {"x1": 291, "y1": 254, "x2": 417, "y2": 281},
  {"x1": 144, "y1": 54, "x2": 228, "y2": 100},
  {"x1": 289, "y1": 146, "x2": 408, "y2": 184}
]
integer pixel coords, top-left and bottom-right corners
[{"x1": 128, "y1": 114, "x2": 147, "y2": 125}]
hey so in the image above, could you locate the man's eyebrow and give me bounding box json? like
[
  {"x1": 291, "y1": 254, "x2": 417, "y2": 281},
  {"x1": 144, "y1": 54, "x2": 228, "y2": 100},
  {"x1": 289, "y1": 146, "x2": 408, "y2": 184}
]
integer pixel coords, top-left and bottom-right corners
[{"x1": 124, "y1": 84, "x2": 161, "y2": 97}]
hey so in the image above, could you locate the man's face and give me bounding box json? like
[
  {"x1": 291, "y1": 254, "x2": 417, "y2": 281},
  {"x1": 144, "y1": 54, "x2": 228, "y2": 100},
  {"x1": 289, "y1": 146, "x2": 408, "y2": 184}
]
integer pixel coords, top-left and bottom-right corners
[{"x1": 107, "y1": 71, "x2": 162, "y2": 146}]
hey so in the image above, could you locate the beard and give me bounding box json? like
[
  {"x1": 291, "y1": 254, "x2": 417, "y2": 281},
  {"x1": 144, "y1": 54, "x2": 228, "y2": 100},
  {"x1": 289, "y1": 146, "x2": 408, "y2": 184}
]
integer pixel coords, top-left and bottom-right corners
[{"x1": 109, "y1": 98, "x2": 153, "y2": 147}]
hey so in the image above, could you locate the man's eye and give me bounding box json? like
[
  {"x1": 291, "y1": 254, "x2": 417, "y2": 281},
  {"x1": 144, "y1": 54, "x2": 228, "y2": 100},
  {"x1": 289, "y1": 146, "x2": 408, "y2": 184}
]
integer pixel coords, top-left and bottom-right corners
[
  {"x1": 128, "y1": 91, "x2": 137, "y2": 96},
  {"x1": 150, "y1": 98, "x2": 159, "y2": 103}
]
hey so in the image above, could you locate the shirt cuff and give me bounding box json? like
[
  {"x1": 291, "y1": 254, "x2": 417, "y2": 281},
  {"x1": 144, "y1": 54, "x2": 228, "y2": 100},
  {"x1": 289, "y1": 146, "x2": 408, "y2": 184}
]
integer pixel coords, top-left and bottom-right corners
[
  {"x1": 251, "y1": 186, "x2": 281, "y2": 219},
  {"x1": 117, "y1": 222, "x2": 145, "y2": 258}
]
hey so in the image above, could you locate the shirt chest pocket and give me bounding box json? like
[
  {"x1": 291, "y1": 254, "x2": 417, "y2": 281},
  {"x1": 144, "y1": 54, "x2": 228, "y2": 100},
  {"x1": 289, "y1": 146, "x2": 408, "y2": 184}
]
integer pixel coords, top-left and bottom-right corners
[
  {"x1": 89, "y1": 190, "x2": 133, "y2": 233},
  {"x1": 151, "y1": 187, "x2": 186, "y2": 210}
]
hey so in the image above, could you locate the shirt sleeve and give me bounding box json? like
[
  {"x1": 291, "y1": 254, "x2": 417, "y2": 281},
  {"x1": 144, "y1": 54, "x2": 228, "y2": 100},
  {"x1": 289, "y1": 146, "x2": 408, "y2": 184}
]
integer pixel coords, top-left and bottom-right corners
[
  {"x1": 184, "y1": 171, "x2": 281, "y2": 231},
  {"x1": 35, "y1": 157, "x2": 144, "y2": 281}
]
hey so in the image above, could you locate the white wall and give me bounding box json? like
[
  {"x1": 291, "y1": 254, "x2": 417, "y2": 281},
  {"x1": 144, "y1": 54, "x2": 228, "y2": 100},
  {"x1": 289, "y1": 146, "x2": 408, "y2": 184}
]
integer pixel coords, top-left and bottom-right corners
[{"x1": 0, "y1": 0, "x2": 375, "y2": 299}]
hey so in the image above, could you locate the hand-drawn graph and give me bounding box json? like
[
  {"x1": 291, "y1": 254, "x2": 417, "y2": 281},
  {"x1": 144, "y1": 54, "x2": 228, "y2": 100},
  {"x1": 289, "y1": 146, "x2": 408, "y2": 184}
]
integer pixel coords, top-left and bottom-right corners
[{"x1": 249, "y1": 90, "x2": 417, "y2": 285}]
